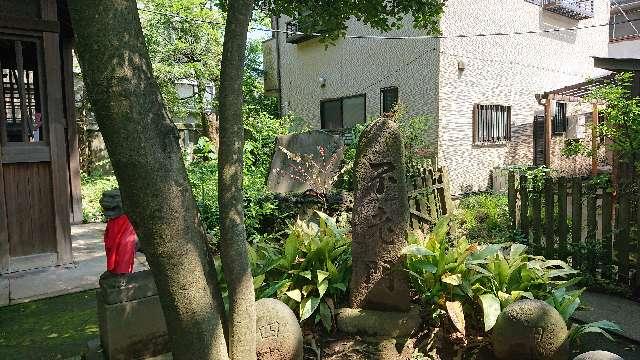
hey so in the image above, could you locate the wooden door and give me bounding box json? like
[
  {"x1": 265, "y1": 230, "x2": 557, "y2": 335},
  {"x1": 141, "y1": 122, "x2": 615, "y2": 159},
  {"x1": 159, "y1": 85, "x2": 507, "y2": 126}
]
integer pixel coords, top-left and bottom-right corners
[{"x1": 0, "y1": 19, "x2": 71, "y2": 273}]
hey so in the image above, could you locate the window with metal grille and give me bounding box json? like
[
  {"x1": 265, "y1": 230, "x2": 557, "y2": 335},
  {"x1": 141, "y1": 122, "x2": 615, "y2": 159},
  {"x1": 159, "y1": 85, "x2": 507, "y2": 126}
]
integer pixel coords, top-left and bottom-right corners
[
  {"x1": 380, "y1": 86, "x2": 398, "y2": 115},
  {"x1": 473, "y1": 104, "x2": 511, "y2": 143},
  {"x1": 0, "y1": 36, "x2": 44, "y2": 143},
  {"x1": 320, "y1": 94, "x2": 366, "y2": 130},
  {"x1": 553, "y1": 102, "x2": 567, "y2": 134}
]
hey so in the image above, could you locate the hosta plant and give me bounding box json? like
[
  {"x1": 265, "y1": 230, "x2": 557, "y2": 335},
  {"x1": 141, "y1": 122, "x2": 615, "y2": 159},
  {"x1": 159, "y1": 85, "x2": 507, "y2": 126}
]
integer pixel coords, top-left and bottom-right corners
[
  {"x1": 403, "y1": 216, "x2": 581, "y2": 333},
  {"x1": 254, "y1": 211, "x2": 351, "y2": 331}
]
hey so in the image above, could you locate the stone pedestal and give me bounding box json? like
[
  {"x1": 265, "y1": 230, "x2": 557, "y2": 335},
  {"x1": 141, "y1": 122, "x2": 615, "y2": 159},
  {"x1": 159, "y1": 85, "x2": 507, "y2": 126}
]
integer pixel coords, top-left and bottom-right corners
[{"x1": 97, "y1": 271, "x2": 169, "y2": 360}]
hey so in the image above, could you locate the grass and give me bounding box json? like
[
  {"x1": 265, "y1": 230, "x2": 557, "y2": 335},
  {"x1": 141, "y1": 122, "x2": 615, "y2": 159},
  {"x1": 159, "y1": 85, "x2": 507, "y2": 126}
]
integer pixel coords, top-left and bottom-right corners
[{"x1": 0, "y1": 290, "x2": 98, "y2": 360}]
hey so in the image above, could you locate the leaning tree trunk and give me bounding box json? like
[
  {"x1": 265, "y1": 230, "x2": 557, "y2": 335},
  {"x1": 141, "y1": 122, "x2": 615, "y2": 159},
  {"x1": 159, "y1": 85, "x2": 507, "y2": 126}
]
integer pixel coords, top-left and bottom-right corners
[
  {"x1": 217, "y1": 0, "x2": 256, "y2": 359},
  {"x1": 68, "y1": 1, "x2": 228, "y2": 359}
]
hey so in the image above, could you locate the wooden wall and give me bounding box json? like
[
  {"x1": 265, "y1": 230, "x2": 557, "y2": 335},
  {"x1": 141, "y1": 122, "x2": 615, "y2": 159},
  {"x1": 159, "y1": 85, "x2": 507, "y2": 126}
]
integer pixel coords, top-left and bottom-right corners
[{"x1": 4, "y1": 163, "x2": 57, "y2": 257}]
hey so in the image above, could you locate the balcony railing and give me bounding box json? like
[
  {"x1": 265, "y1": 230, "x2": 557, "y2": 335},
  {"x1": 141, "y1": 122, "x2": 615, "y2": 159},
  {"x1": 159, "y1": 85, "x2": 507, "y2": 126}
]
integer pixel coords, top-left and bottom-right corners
[
  {"x1": 541, "y1": 0, "x2": 594, "y2": 20},
  {"x1": 285, "y1": 21, "x2": 318, "y2": 44}
]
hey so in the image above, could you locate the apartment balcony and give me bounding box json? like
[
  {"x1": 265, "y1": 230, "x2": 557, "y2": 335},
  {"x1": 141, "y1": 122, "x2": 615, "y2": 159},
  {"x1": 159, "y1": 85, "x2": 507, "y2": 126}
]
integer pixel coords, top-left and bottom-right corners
[
  {"x1": 285, "y1": 21, "x2": 318, "y2": 44},
  {"x1": 542, "y1": 0, "x2": 594, "y2": 20}
]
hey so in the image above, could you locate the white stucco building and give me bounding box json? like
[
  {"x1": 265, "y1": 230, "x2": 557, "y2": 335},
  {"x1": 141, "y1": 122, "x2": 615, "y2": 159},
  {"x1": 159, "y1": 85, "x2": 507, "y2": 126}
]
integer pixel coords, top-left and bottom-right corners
[
  {"x1": 263, "y1": 0, "x2": 611, "y2": 194},
  {"x1": 609, "y1": 0, "x2": 640, "y2": 57}
]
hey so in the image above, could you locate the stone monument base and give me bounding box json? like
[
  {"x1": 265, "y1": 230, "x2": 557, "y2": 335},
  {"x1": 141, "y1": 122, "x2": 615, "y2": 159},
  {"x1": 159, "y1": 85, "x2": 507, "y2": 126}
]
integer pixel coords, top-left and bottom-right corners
[
  {"x1": 335, "y1": 307, "x2": 422, "y2": 338},
  {"x1": 97, "y1": 271, "x2": 169, "y2": 360}
]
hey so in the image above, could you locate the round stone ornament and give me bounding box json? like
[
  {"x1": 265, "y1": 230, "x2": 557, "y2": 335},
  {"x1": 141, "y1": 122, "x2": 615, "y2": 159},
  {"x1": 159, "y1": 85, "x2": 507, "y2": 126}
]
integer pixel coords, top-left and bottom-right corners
[
  {"x1": 573, "y1": 351, "x2": 624, "y2": 360},
  {"x1": 255, "y1": 298, "x2": 304, "y2": 360},
  {"x1": 492, "y1": 299, "x2": 568, "y2": 360}
]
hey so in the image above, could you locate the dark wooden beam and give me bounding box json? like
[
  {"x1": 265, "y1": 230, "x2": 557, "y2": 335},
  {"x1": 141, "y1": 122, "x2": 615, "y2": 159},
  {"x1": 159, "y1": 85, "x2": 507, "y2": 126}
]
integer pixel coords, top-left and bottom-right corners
[
  {"x1": 62, "y1": 38, "x2": 83, "y2": 224},
  {"x1": 592, "y1": 103, "x2": 599, "y2": 175},
  {"x1": 0, "y1": 16, "x2": 59, "y2": 33},
  {"x1": 42, "y1": 0, "x2": 72, "y2": 265},
  {"x1": 545, "y1": 97, "x2": 553, "y2": 167},
  {"x1": 594, "y1": 57, "x2": 640, "y2": 71}
]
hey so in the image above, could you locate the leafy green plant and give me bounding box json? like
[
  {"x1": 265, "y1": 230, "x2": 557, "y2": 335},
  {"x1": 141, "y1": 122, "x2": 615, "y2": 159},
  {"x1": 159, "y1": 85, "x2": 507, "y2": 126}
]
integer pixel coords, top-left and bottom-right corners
[
  {"x1": 508, "y1": 165, "x2": 554, "y2": 192},
  {"x1": 451, "y1": 194, "x2": 520, "y2": 244},
  {"x1": 254, "y1": 212, "x2": 351, "y2": 331},
  {"x1": 403, "y1": 216, "x2": 580, "y2": 332},
  {"x1": 80, "y1": 172, "x2": 118, "y2": 223}
]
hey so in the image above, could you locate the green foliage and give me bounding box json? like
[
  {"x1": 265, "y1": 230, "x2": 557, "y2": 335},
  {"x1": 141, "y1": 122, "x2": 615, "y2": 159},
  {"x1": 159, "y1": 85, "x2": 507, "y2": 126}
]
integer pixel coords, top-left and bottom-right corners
[
  {"x1": 508, "y1": 165, "x2": 554, "y2": 192},
  {"x1": 187, "y1": 112, "x2": 291, "y2": 242},
  {"x1": 587, "y1": 72, "x2": 640, "y2": 171},
  {"x1": 567, "y1": 320, "x2": 623, "y2": 347},
  {"x1": 252, "y1": 212, "x2": 352, "y2": 331},
  {"x1": 451, "y1": 194, "x2": 521, "y2": 244},
  {"x1": 260, "y1": 0, "x2": 446, "y2": 43},
  {"x1": 80, "y1": 172, "x2": 118, "y2": 223},
  {"x1": 335, "y1": 121, "x2": 369, "y2": 191},
  {"x1": 336, "y1": 110, "x2": 437, "y2": 191},
  {"x1": 403, "y1": 217, "x2": 580, "y2": 332},
  {"x1": 562, "y1": 139, "x2": 590, "y2": 158},
  {"x1": 140, "y1": 0, "x2": 223, "y2": 120},
  {"x1": 393, "y1": 105, "x2": 437, "y2": 166}
]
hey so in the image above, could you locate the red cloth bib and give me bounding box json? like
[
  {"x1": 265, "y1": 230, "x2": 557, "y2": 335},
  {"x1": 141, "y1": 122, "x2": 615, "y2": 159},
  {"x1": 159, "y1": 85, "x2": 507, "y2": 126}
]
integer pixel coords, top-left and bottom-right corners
[{"x1": 104, "y1": 214, "x2": 137, "y2": 274}]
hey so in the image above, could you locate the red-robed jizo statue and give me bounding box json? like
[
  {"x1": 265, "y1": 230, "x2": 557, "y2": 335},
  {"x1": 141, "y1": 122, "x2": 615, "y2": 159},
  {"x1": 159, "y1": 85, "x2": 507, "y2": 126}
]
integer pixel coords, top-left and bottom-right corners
[{"x1": 100, "y1": 190, "x2": 138, "y2": 274}]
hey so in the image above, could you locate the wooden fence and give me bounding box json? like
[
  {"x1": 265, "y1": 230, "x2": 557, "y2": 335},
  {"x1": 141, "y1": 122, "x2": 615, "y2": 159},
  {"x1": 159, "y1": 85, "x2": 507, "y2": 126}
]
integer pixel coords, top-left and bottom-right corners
[
  {"x1": 507, "y1": 171, "x2": 639, "y2": 286},
  {"x1": 407, "y1": 165, "x2": 453, "y2": 232}
]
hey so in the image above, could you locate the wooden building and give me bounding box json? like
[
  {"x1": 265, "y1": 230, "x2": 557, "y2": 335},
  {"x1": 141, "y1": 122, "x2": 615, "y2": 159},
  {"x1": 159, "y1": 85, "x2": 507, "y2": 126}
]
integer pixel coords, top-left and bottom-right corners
[{"x1": 0, "y1": 0, "x2": 82, "y2": 273}]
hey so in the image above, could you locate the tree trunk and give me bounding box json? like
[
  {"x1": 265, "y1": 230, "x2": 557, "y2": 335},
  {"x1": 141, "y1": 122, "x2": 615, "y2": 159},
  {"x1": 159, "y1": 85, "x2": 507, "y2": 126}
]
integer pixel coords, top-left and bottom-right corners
[
  {"x1": 68, "y1": 1, "x2": 228, "y2": 359},
  {"x1": 217, "y1": 0, "x2": 256, "y2": 359}
]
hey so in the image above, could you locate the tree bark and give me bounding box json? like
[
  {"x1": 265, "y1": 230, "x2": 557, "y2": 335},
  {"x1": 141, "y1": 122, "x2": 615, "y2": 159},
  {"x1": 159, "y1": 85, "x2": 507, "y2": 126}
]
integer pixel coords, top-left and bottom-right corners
[
  {"x1": 68, "y1": 1, "x2": 228, "y2": 359},
  {"x1": 217, "y1": 0, "x2": 256, "y2": 359}
]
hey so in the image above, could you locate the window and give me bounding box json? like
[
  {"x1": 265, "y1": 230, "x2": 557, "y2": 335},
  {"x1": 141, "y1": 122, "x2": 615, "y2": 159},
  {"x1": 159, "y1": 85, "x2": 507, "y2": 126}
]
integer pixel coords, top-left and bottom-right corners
[
  {"x1": 380, "y1": 87, "x2": 398, "y2": 115},
  {"x1": 553, "y1": 102, "x2": 567, "y2": 134},
  {"x1": 0, "y1": 37, "x2": 44, "y2": 143},
  {"x1": 320, "y1": 94, "x2": 366, "y2": 130},
  {"x1": 473, "y1": 104, "x2": 511, "y2": 143}
]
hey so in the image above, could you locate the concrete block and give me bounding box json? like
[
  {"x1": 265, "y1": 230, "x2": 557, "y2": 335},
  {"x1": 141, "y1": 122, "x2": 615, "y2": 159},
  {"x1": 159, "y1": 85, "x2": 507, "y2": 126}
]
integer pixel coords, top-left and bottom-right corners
[
  {"x1": 99, "y1": 270, "x2": 158, "y2": 305},
  {"x1": 97, "y1": 271, "x2": 169, "y2": 360},
  {"x1": 0, "y1": 276, "x2": 8, "y2": 306}
]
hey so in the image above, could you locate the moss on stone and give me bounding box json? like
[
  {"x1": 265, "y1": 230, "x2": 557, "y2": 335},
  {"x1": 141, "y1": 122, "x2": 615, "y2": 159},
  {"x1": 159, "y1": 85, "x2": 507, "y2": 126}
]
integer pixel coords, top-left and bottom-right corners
[{"x1": 492, "y1": 299, "x2": 568, "y2": 360}]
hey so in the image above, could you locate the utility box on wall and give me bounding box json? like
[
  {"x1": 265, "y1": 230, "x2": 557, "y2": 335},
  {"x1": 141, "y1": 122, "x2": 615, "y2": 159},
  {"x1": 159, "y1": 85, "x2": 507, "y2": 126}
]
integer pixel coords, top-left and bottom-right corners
[{"x1": 566, "y1": 114, "x2": 586, "y2": 139}]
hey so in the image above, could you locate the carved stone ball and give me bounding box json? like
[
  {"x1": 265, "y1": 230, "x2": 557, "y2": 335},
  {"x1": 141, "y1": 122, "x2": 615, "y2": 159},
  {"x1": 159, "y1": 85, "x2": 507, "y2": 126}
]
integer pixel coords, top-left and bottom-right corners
[
  {"x1": 573, "y1": 351, "x2": 624, "y2": 360},
  {"x1": 255, "y1": 298, "x2": 303, "y2": 360},
  {"x1": 492, "y1": 299, "x2": 568, "y2": 360}
]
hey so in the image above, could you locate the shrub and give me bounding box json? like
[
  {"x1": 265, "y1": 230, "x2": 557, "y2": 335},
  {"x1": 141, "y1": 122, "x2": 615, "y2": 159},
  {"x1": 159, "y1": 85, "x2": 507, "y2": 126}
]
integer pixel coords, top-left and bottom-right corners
[
  {"x1": 252, "y1": 212, "x2": 352, "y2": 331},
  {"x1": 451, "y1": 193, "x2": 519, "y2": 244},
  {"x1": 403, "y1": 216, "x2": 580, "y2": 332},
  {"x1": 80, "y1": 172, "x2": 118, "y2": 223}
]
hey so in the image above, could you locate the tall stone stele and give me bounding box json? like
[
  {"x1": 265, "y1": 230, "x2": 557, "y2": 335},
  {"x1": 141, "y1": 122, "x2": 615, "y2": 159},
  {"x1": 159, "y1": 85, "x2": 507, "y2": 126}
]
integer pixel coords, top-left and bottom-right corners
[{"x1": 350, "y1": 118, "x2": 411, "y2": 312}]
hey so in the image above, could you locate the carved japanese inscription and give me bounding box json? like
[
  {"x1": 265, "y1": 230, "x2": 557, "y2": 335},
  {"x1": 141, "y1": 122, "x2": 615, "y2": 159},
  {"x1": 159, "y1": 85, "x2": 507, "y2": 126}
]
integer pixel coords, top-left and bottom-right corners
[{"x1": 350, "y1": 119, "x2": 410, "y2": 312}]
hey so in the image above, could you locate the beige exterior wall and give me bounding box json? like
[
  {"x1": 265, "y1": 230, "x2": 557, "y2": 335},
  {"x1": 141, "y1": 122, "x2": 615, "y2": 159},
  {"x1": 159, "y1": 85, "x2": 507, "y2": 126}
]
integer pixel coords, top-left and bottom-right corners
[
  {"x1": 267, "y1": 0, "x2": 611, "y2": 194},
  {"x1": 270, "y1": 16, "x2": 440, "y2": 126},
  {"x1": 437, "y1": 0, "x2": 610, "y2": 193},
  {"x1": 609, "y1": 39, "x2": 640, "y2": 57}
]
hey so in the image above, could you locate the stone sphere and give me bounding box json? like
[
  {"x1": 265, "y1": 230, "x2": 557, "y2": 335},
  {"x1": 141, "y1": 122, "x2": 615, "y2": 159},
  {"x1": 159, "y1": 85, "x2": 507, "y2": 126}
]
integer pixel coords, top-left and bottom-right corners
[
  {"x1": 573, "y1": 351, "x2": 624, "y2": 360},
  {"x1": 492, "y1": 299, "x2": 568, "y2": 360},
  {"x1": 255, "y1": 298, "x2": 303, "y2": 360}
]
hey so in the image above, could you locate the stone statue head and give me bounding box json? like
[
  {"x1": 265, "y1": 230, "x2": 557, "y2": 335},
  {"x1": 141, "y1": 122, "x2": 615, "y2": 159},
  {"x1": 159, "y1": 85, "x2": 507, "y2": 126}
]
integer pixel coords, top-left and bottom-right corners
[{"x1": 100, "y1": 189, "x2": 124, "y2": 219}]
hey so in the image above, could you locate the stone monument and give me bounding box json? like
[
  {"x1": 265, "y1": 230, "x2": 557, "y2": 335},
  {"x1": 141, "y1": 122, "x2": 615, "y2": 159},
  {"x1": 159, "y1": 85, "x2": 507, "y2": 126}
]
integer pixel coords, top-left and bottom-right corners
[
  {"x1": 573, "y1": 351, "x2": 624, "y2": 360},
  {"x1": 267, "y1": 130, "x2": 344, "y2": 194},
  {"x1": 255, "y1": 298, "x2": 304, "y2": 360},
  {"x1": 492, "y1": 299, "x2": 568, "y2": 360},
  {"x1": 349, "y1": 119, "x2": 410, "y2": 312}
]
